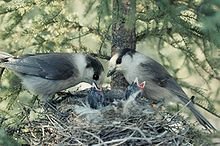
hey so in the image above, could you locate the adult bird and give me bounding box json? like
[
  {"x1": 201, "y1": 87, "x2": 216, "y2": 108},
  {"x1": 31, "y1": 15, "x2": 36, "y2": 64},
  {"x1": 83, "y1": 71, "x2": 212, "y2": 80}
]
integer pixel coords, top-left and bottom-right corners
[
  {"x1": 0, "y1": 52, "x2": 104, "y2": 100},
  {"x1": 107, "y1": 48, "x2": 215, "y2": 130}
]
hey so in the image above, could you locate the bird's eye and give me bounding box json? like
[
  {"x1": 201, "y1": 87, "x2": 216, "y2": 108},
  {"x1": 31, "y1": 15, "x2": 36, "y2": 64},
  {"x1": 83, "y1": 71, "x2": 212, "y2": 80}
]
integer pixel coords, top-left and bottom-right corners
[
  {"x1": 93, "y1": 74, "x2": 99, "y2": 80},
  {"x1": 116, "y1": 58, "x2": 122, "y2": 64}
]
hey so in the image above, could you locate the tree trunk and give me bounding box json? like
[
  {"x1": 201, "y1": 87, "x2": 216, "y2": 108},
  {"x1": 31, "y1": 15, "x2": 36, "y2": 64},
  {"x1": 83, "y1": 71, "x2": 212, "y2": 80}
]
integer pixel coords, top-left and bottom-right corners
[{"x1": 111, "y1": 0, "x2": 136, "y2": 89}]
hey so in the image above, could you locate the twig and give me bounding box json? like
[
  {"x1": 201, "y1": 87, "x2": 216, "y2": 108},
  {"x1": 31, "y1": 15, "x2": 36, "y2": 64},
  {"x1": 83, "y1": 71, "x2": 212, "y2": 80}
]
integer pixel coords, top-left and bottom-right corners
[
  {"x1": 94, "y1": 137, "x2": 153, "y2": 146},
  {"x1": 46, "y1": 114, "x2": 64, "y2": 130},
  {"x1": 84, "y1": 130, "x2": 106, "y2": 146},
  {"x1": 165, "y1": 99, "x2": 192, "y2": 122}
]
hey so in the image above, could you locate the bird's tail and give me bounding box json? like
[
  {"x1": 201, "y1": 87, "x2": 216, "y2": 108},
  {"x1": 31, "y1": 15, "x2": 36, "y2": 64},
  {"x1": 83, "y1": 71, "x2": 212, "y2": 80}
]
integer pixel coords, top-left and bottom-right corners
[
  {"x1": 187, "y1": 103, "x2": 215, "y2": 130},
  {"x1": 0, "y1": 52, "x2": 14, "y2": 80},
  {"x1": 176, "y1": 92, "x2": 215, "y2": 130},
  {"x1": 0, "y1": 52, "x2": 13, "y2": 62}
]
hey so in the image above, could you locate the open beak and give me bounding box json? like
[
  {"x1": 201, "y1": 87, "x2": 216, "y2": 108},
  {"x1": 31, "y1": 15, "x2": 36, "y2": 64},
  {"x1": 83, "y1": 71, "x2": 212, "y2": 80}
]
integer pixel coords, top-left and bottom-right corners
[
  {"x1": 138, "y1": 81, "x2": 146, "y2": 89},
  {"x1": 107, "y1": 67, "x2": 117, "y2": 77}
]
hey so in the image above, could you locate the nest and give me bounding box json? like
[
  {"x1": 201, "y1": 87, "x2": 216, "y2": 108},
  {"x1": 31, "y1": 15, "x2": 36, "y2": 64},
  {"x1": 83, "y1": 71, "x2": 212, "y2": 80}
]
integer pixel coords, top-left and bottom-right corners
[{"x1": 11, "y1": 89, "x2": 211, "y2": 145}]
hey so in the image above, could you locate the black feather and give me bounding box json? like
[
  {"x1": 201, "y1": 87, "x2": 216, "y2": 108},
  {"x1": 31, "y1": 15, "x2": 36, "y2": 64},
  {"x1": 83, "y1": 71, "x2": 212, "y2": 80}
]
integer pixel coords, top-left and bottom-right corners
[
  {"x1": 116, "y1": 49, "x2": 135, "y2": 64},
  {"x1": 85, "y1": 55, "x2": 104, "y2": 77}
]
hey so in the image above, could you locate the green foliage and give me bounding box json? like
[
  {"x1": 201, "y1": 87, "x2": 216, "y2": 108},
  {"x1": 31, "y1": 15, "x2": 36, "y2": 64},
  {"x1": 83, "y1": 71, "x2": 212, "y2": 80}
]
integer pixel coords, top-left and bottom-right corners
[
  {"x1": 0, "y1": 128, "x2": 19, "y2": 146},
  {"x1": 136, "y1": 0, "x2": 220, "y2": 107},
  {"x1": 0, "y1": 0, "x2": 220, "y2": 144},
  {"x1": 0, "y1": 0, "x2": 112, "y2": 55}
]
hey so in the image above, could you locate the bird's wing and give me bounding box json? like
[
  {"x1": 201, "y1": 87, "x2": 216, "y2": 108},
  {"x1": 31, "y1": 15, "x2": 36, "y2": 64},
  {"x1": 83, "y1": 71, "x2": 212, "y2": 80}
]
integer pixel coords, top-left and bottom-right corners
[
  {"x1": 139, "y1": 57, "x2": 215, "y2": 130},
  {"x1": 139, "y1": 57, "x2": 187, "y2": 98},
  {"x1": 4, "y1": 53, "x2": 79, "y2": 80}
]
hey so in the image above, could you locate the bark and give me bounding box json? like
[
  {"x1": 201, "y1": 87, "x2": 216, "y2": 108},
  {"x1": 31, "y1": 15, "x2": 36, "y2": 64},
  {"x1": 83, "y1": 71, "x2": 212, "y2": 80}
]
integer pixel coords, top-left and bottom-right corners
[{"x1": 111, "y1": 0, "x2": 136, "y2": 89}]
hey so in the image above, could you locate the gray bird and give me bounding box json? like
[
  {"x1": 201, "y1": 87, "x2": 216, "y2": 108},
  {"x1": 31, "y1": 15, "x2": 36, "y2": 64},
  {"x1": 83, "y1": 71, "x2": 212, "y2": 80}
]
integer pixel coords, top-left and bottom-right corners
[
  {"x1": 0, "y1": 52, "x2": 104, "y2": 100},
  {"x1": 107, "y1": 49, "x2": 215, "y2": 130}
]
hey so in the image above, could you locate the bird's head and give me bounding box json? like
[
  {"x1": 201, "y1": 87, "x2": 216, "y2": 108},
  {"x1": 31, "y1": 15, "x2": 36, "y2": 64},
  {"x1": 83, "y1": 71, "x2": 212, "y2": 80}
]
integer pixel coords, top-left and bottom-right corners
[
  {"x1": 80, "y1": 54, "x2": 104, "y2": 87},
  {"x1": 125, "y1": 77, "x2": 145, "y2": 100},
  {"x1": 88, "y1": 82, "x2": 106, "y2": 109},
  {"x1": 107, "y1": 49, "x2": 135, "y2": 77}
]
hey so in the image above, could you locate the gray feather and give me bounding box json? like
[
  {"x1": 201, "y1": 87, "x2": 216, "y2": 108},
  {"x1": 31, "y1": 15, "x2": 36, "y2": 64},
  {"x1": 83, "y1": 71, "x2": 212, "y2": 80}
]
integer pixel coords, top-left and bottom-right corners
[
  {"x1": 0, "y1": 52, "x2": 14, "y2": 61},
  {"x1": 0, "y1": 52, "x2": 14, "y2": 82},
  {"x1": 140, "y1": 59, "x2": 185, "y2": 94},
  {"x1": 3, "y1": 53, "x2": 79, "y2": 80},
  {"x1": 85, "y1": 55, "x2": 104, "y2": 76},
  {"x1": 177, "y1": 94, "x2": 215, "y2": 130},
  {"x1": 139, "y1": 56, "x2": 215, "y2": 129}
]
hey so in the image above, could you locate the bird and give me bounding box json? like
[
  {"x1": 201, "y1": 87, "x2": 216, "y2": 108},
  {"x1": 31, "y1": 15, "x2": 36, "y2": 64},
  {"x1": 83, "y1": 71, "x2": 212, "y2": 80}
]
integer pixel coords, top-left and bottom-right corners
[
  {"x1": 0, "y1": 52, "x2": 104, "y2": 100},
  {"x1": 124, "y1": 77, "x2": 145, "y2": 100},
  {"x1": 87, "y1": 82, "x2": 107, "y2": 109},
  {"x1": 107, "y1": 48, "x2": 215, "y2": 130},
  {"x1": 123, "y1": 77, "x2": 148, "y2": 115}
]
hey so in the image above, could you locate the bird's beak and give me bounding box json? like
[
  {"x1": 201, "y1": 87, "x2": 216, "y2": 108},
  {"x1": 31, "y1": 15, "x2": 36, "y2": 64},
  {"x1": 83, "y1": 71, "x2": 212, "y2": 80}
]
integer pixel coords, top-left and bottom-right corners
[
  {"x1": 138, "y1": 81, "x2": 146, "y2": 89},
  {"x1": 107, "y1": 67, "x2": 117, "y2": 77},
  {"x1": 92, "y1": 82, "x2": 102, "y2": 91}
]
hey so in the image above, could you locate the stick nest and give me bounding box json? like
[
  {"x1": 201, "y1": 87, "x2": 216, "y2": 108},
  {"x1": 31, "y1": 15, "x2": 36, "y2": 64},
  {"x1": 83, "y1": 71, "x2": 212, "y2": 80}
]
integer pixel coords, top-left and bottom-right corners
[{"x1": 11, "y1": 89, "x2": 211, "y2": 145}]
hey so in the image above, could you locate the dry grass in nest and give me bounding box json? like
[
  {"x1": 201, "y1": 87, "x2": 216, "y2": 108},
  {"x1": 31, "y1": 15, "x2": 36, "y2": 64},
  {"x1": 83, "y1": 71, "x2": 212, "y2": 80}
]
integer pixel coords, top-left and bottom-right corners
[{"x1": 12, "y1": 89, "x2": 212, "y2": 145}]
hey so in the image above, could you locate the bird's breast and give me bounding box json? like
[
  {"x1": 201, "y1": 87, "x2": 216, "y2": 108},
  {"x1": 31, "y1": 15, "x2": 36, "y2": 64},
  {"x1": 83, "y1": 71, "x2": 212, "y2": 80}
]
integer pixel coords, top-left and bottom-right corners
[
  {"x1": 21, "y1": 75, "x2": 81, "y2": 97},
  {"x1": 123, "y1": 67, "x2": 140, "y2": 84}
]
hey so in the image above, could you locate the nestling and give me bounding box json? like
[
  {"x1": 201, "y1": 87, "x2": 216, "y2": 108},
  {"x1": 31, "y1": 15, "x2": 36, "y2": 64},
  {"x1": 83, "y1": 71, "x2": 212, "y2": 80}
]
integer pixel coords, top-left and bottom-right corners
[
  {"x1": 123, "y1": 77, "x2": 148, "y2": 115},
  {"x1": 87, "y1": 82, "x2": 107, "y2": 109}
]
